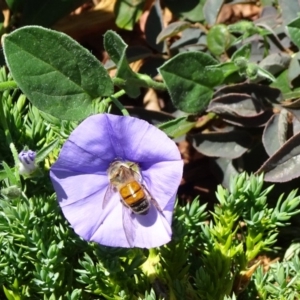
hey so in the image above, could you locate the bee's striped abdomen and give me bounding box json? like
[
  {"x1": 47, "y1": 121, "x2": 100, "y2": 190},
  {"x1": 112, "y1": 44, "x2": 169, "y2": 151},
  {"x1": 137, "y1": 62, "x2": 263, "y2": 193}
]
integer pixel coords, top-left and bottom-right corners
[{"x1": 120, "y1": 181, "x2": 150, "y2": 214}]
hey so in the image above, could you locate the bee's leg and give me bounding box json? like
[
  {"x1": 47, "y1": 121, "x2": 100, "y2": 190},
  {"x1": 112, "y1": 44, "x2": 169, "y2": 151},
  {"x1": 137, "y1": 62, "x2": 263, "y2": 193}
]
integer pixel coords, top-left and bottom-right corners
[
  {"x1": 133, "y1": 171, "x2": 141, "y2": 182},
  {"x1": 142, "y1": 184, "x2": 165, "y2": 216},
  {"x1": 122, "y1": 205, "x2": 136, "y2": 247}
]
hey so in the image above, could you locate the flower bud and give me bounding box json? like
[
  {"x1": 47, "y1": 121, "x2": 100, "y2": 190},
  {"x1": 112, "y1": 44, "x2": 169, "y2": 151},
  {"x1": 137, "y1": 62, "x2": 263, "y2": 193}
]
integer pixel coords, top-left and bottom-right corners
[
  {"x1": 18, "y1": 150, "x2": 37, "y2": 176},
  {"x1": 1, "y1": 185, "x2": 22, "y2": 199}
]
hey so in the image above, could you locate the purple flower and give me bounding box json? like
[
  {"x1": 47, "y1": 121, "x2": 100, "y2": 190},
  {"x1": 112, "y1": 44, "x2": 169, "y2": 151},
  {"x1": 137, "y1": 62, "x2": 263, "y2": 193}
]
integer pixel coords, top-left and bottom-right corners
[
  {"x1": 18, "y1": 150, "x2": 37, "y2": 175},
  {"x1": 50, "y1": 114, "x2": 183, "y2": 248}
]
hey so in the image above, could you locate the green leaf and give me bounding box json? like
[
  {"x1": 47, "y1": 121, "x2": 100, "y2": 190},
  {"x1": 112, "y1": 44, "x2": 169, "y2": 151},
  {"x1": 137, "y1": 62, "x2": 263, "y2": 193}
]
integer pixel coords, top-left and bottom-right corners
[
  {"x1": 121, "y1": 107, "x2": 175, "y2": 124},
  {"x1": 21, "y1": 0, "x2": 87, "y2": 27},
  {"x1": 104, "y1": 30, "x2": 140, "y2": 98},
  {"x1": 145, "y1": 0, "x2": 167, "y2": 53},
  {"x1": 3, "y1": 285, "x2": 21, "y2": 300},
  {"x1": 288, "y1": 52, "x2": 300, "y2": 86},
  {"x1": 156, "y1": 21, "x2": 191, "y2": 44},
  {"x1": 213, "y1": 62, "x2": 239, "y2": 80},
  {"x1": 246, "y1": 63, "x2": 259, "y2": 80},
  {"x1": 5, "y1": 0, "x2": 22, "y2": 11},
  {"x1": 284, "y1": 242, "x2": 300, "y2": 260},
  {"x1": 158, "y1": 117, "x2": 196, "y2": 138},
  {"x1": 228, "y1": 20, "x2": 256, "y2": 34},
  {"x1": 114, "y1": 0, "x2": 145, "y2": 31},
  {"x1": 207, "y1": 24, "x2": 234, "y2": 56},
  {"x1": 279, "y1": 0, "x2": 300, "y2": 27},
  {"x1": 257, "y1": 131, "x2": 300, "y2": 182},
  {"x1": 0, "y1": 11, "x2": 5, "y2": 33},
  {"x1": 3, "y1": 26, "x2": 113, "y2": 120},
  {"x1": 256, "y1": 65, "x2": 276, "y2": 82},
  {"x1": 164, "y1": 0, "x2": 205, "y2": 22},
  {"x1": 262, "y1": 112, "x2": 288, "y2": 157},
  {"x1": 2, "y1": 162, "x2": 18, "y2": 185},
  {"x1": 36, "y1": 139, "x2": 60, "y2": 164},
  {"x1": 203, "y1": 0, "x2": 224, "y2": 26},
  {"x1": 159, "y1": 52, "x2": 224, "y2": 113},
  {"x1": 213, "y1": 82, "x2": 282, "y2": 106},
  {"x1": 190, "y1": 130, "x2": 251, "y2": 159},
  {"x1": 271, "y1": 70, "x2": 292, "y2": 95},
  {"x1": 0, "y1": 169, "x2": 7, "y2": 180},
  {"x1": 231, "y1": 44, "x2": 252, "y2": 61},
  {"x1": 1, "y1": 185, "x2": 22, "y2": 199},
  {"x1": 287, "y1": 17, "x2": 300, "y2": 49},
  {"x1": 209, "y1": 94, "x2": 265, "y2": 118},
  {"x1": 281, "y1": 93, "x2": 300, "y2": 105},
  {"x1": 258, "y1": 53, "x2": 291, "y2": 77}
]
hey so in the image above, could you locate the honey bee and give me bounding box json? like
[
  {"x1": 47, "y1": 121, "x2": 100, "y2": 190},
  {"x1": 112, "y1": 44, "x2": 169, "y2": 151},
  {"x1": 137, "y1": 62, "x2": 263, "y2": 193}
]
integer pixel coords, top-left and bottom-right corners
[{"x1": 103, "y1": 160, "x2": 163, "y2": 246}]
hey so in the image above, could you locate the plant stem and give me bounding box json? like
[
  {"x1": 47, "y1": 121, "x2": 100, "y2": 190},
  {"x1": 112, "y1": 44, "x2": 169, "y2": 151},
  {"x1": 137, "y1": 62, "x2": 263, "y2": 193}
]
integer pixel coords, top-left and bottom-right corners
[
  {"x1": 101, "y1": 90, "x2": 129, "y2": 116},
  {"x1": 0, "y1": 80, "x2": 18, "y2": 91},
  {"x1": 113, "y1": 75, "x2": 167, "y2": 91},
  {"x1": 136, "y1": 74, "x2": 166, "y2": 91},
  {"x1": 102, "y1": 89, "x2": 126, "y2": 104},
  {"x1": 110, "y1": 96, "x2": 129, "y2": 116}
]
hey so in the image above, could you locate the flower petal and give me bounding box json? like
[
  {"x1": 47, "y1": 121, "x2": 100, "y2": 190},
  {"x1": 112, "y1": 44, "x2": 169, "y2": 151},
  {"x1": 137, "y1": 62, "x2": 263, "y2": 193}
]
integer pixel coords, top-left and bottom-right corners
[
  {"x1": 90, "y1": 203, "x2": 172, "y2": 248},
  {"x1": 161, "y1": 194, "x2": 177, "y2": 224},
  {"x1": 63, "y1": 115, "x2": 118, "y2": 166},
  {"x1": 103, "y1": 114, "x2": 181, "y2": 163},
  {"x1": 56, "y1": 139, "x2": 111, "y2": 175},
  {"x1": 58, "y1": 188, "x2": 118, "y2": 241},
  {"x1": 55, "y1": 114, "x2": 182, "y2": 167},
  {"x1": 51, "y1": 168, "x2": 175, "y2": 248},
  {"x1": 141, "y1": 160, "x2": 183, "y2": 210},
  {"x1": 50, "y1": 168, "x2": 107, "y2": 205},
  {"x1": 134, "y1": 206, "x2": 172, "y2": 248},
  {"x1": 50, "y1": 113, "x2": 183, "y2": 249}
]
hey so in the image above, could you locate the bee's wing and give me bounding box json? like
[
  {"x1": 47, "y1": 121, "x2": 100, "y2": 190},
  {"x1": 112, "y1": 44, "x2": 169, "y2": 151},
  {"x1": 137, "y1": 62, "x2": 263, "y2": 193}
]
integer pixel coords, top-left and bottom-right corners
[
  {"x1": 102, "y1": 184, "x2": 115, "y2": 209},
  {"x1": 142, "y1": 184, "x2": 164, "y2": 215},
  {"x1": 122, "y1": 205, "x2": 136, "y2": 247},
  {"x1": 151, "y1": 198, "x2": 164, "y2": 215}
]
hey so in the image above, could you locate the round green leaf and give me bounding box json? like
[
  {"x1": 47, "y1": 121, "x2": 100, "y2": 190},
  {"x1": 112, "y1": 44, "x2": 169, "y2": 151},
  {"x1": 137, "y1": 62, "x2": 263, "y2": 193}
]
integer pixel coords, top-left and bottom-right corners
[
  {"x1": 281, "y1": 1, "x2": 300, "y2": 28},
  {"x1": 207, "y1": 24, "x2": 234, "y2": 56},
  {"x1": 114, "y1": 0, "x2": 144, "y2": 31},
  {"x1": 203, "y1": 0, "x2": 224, "y2": 26},
  {"x1": 258, "y1": 53, "x2": 291, "y2": 76},
  {"x1": 159, "y1": 52, "x2": 223, "y2": 113},
  {"x1": 190, "y1": 130, "x2": 251, "y2": 159},
  {"x1": 257, "y1": 131, "x2": 300, "y2": 182},
  {"x1": 263, "y1": 112, "x2": 288, "y2": 157},
  {"x1": 231, "y1": 44, "x2": 252, "y2": 61},
  {"x1": 287, "y1": 17, "x2": 300, "y2": 49},
  {"x1": 164, "y1": 0, "x2": 205, "y2": 22},
  {"x1": 21, "y1": 0, "x2": 87, "y2": 27},
  {"x1": 145, "y1": 0, "x2": 167, "y2": 53},
  {"x1": 156, "y1": 21, "x2": 191, "y2": 44},
  {"x1": 209, "y1": 94, "x2": 265, "y2": 117},
  {"x1": 158, "y1": 116, "x2": 196, "y2": 138},
  {"x1": 3, "y1": 26, "x2": 113, "y2": 120},
  {"x1": 104, "y1": 30, "x2": 140, "y2": 98},
  {"x1": 5, "y1": 0, "x2": 22, "y2": 11}
]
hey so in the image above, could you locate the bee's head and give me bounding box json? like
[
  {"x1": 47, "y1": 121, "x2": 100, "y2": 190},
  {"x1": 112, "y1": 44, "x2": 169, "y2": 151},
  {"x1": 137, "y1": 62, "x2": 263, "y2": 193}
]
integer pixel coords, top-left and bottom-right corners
[
  {"x1": 107, "y1": 161, "x2": 122, "y2": 176},
  {"x1": 107, "y1": 161, "x2": 130, "y2": 184}
]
